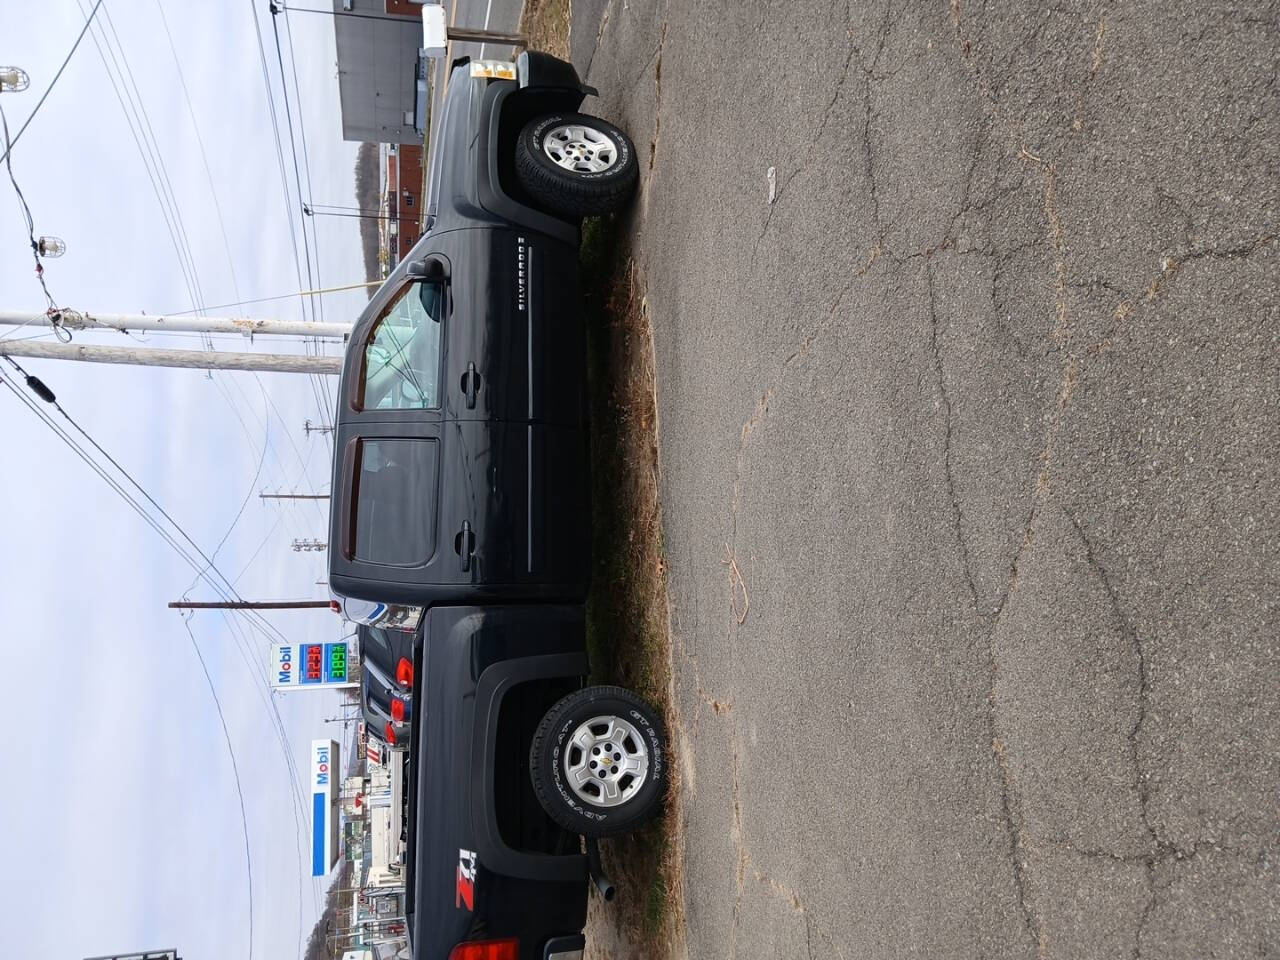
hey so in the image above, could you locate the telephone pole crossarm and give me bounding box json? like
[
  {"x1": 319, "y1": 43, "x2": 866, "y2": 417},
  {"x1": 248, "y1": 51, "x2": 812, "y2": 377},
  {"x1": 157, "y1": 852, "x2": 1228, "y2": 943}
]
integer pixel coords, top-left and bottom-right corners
[
  {"x1": 0, "y1": 339, "x2": 343, "y2": 375},
  {"x1": 169, "y1": 599, "x2": 335, "y2": 610},
  {"x1": 0, "y1": 309, "x2": 352, "y2": 339}
]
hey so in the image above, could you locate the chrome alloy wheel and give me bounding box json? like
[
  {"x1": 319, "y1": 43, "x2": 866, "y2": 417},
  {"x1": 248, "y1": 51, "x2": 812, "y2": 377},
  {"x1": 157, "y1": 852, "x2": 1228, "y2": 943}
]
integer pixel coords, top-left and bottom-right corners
[
  {"x1": 542, "y1": 123, "x2": 619, "y2": 174},
  {"x1": 564, "y1": 714, "x2": 649, "y2": 807}
]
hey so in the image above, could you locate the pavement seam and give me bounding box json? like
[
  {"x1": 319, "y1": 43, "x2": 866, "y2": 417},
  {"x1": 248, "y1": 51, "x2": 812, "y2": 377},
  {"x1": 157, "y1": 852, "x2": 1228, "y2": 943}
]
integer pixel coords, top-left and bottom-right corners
[{"x1": 926, "y1": 259, "x2": 984, "y2": 614}]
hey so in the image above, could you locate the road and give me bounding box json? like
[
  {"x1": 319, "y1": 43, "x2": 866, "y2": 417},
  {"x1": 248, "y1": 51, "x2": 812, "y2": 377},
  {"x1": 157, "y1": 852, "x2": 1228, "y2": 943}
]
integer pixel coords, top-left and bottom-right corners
[{"x1": 569, "y1": 2, "x2": 1280, "y2": 958}]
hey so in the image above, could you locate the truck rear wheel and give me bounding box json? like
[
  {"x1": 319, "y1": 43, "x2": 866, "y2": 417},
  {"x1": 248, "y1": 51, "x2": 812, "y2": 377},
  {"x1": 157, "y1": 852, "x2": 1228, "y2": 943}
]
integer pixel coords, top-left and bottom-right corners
[
  {"x1": 515, "y1": 113, "x2": 639, "y2": 217},
  {"x1": 530, "y1": 685, "x2": 667, "y2": 837}
]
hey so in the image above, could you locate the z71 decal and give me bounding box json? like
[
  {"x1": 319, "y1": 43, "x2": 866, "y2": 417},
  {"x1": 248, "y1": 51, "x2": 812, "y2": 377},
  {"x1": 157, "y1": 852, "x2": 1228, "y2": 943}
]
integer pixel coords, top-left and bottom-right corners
[{"x1": 456, "y1": 849, "x2": 478, "y2": 911}]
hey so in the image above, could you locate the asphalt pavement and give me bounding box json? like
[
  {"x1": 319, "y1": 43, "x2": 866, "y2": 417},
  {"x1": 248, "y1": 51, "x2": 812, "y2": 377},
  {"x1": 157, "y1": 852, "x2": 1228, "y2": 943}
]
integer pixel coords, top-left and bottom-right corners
[{"x1": 569, "y1": 2, "x2": 1280, "y2": 957}]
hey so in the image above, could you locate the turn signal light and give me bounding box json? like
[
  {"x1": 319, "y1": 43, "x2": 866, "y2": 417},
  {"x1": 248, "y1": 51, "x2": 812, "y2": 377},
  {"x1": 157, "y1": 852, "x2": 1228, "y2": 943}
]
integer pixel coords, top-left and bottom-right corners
[
  {"x1": 390, "y1": 698, "x2": 406, "y2": 722},
  {"x1": 384, "y1": 722, "x2": 397, "y2": 745},
  {"x1": 396, "y1": 657, "x2": 414, "y2": 687},
  {"x1": 448, "y1": 940, "x2": 518, "y2": 960}
]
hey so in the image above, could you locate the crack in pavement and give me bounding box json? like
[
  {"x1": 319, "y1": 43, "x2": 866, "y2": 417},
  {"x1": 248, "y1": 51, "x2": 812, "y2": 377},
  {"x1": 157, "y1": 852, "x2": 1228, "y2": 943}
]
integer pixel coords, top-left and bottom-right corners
[
  {"x1": 926, "y1": 259, "x2": 984, "y2": 614},
  {"x1": 753, "y1": 1, "x2": 897, "y2": 257}
]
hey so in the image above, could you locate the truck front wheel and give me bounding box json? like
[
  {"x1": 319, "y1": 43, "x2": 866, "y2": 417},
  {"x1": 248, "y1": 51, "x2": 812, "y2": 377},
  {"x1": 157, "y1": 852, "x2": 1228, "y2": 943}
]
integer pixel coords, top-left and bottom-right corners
[
  {"x1": 515, "y1": 113, "x2": 639, "y2": 218},
  {"x1": 530, "y1": 685, "x2": 667, "y2": 837}
]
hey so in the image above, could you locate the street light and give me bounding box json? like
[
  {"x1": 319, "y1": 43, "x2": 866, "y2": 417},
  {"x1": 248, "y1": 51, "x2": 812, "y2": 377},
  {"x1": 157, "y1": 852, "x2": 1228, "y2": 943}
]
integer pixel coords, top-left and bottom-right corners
[
  {"x1": 37, "y1": 236, "x2": 66, "y2": 258},
  {"x1": 0, "y1": 67, "x2": 29, "y2": 92}
]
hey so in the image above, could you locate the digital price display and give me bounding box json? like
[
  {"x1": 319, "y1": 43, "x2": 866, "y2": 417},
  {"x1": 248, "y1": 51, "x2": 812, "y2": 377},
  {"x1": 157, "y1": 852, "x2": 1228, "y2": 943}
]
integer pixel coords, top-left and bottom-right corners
[
  {"x1": 298, "y1": 642, "x2": 350, "y2": 685},
  {"x1": 328, "y1": 642, "x2": 348, "y2": 682}
]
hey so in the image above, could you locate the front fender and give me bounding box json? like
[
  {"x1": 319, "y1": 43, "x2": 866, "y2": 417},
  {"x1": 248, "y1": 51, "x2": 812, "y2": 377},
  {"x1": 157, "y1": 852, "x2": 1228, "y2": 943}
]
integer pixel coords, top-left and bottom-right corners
[{"x1": 517, "y1": 50, "x2": 598, "y2": 102}]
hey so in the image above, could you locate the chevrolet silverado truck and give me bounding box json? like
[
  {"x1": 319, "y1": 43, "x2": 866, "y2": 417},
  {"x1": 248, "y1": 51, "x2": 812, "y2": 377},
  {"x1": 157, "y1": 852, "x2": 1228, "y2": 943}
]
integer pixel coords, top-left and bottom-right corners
[{"x1": 328, "y1": 52, "x2": 664, "y2": 960}]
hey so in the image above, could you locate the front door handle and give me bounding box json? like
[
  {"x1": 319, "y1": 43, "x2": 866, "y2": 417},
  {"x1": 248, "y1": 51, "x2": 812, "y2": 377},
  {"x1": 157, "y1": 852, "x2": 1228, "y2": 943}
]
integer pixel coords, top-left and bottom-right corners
[
  {"x1": 455, "y1": 520, "x2": 475, "y2": 572},
  {"x1": 461, "y1": 362, "x2": 481, "y2": 410}
]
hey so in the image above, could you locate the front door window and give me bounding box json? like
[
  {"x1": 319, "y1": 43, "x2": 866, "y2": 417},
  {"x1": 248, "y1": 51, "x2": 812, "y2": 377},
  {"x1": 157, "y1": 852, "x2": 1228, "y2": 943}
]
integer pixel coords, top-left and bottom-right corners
[{"x1": 358, "y1": 280, "x2": 445, "y2": 410}]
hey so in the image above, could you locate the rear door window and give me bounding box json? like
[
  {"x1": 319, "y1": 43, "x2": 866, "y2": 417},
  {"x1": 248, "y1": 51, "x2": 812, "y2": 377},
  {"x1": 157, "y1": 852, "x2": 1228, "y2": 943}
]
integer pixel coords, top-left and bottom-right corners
[{"x1": 351, "y1": 438, "x2": 439, "y2": 566}]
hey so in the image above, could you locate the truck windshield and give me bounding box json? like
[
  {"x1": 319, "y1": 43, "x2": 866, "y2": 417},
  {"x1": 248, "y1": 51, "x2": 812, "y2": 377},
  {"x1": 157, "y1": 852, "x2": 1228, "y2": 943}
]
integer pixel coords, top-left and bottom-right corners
[{"x1": 358, "y1": 280, "x2": 444, "y2": 410}]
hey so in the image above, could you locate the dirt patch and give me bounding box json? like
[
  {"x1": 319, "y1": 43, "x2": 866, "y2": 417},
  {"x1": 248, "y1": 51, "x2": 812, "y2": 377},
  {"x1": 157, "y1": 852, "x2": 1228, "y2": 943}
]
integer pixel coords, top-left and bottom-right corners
[
  {"x1": 519, "y1": 0, "x2": 572, "y2": 60},
  {"x1": 580, "y1": 216, "x2": 686, "y2": 959}
]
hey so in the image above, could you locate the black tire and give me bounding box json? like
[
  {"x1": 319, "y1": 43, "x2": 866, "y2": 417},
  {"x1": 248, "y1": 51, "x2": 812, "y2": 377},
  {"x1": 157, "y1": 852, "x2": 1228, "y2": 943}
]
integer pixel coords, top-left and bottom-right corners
[
  {"x1": 530, "y1": 685, "x2": 667, "y2": 837},
  {"x1": 515, "y1": 112, "x2": 639, "y2": 217}
]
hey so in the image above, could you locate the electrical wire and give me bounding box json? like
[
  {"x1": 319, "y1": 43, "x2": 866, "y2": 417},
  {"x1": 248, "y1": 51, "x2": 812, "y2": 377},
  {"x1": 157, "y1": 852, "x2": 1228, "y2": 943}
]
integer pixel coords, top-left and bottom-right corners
[
  {"x1": 249, "y1": 0, "x2": 335, "y2": 445},
  {"x1": 0, "y1": 103, "x2": 66, "y2": 328},
  {"x1": 1, "y1": 363, "x2": 317, "y2": 925},
  {"x1": 0, "y1": 0, "x2": 105, "y2": 165},
  {"x1": 179, "y1": 614, "x2": 255, "y2": 960}
]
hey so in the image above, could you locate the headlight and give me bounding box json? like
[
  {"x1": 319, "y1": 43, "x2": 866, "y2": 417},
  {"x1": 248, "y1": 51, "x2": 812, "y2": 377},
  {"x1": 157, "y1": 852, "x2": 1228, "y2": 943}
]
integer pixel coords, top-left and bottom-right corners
[{"x1": 470, "y1": 59, "x2": 517, "y2": 81}]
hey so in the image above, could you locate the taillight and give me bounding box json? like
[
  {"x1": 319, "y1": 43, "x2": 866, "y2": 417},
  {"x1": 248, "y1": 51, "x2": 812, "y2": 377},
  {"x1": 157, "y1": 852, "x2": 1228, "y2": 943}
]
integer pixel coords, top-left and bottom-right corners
[
  {"x1": 390, "y1": 698, "x2": 406, "y2": 722},
  {"x1": 396, "y1": 657, "x2": 413, "y2": 687},
  {"x1": 448, "y1": 940, "x2": 518, "y2": 960},
  {"x1": 384, "y1": 722, "x2": 397, "y2": 745}
]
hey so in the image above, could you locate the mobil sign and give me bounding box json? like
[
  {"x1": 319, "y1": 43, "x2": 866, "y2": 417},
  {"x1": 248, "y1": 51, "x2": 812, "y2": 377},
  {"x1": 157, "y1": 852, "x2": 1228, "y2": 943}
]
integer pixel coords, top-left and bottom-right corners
[
  {"x1": 272, "y1": 641, "x2": 356, "y2": 690},
  {"x1": 312, "y1": 739, "x2": 340, "y2": 876}
]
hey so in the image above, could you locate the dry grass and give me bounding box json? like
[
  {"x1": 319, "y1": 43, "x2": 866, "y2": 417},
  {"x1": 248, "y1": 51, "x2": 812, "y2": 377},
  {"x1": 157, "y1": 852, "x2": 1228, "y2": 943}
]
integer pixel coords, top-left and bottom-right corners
[
  {"x1": 519, "y1": 0, "x2": 572, "y2": 59},
  {"x1": 580, "y1": 216, "x2": 686, "y2": 957},
  {"x1": 518, "y1": 0, "x2": 683, "y2": 949}
]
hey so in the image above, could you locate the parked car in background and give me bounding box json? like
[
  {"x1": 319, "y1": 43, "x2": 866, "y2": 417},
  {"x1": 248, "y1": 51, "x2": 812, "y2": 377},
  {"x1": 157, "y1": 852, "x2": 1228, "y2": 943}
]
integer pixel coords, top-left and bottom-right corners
[
  {"x1": 363, "y1": 657, "x2": 411, "y2": 749},
  {"x1": 358, "y1": 623, "x2": 417, "y2": 693}
]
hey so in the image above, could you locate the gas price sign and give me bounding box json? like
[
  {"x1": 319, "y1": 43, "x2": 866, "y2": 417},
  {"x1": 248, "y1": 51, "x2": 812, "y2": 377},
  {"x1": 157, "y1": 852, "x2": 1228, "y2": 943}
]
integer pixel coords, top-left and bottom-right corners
[{"x1": 272, "y1": 641, "x2": 355, "y2": 690}]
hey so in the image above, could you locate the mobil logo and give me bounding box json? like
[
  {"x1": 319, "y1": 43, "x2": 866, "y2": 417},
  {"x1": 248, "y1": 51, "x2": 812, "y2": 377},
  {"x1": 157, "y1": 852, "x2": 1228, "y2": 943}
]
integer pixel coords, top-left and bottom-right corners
[
  {"x1": 315, "y1": 744, "x2": 331, "y2": 787},
  {"x1": 277, "y1": 645, "x2": 294, "y2": 684}
]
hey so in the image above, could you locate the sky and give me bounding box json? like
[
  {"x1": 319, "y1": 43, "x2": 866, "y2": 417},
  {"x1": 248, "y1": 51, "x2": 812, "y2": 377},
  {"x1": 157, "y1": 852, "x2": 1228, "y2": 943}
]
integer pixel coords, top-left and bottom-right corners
[{"x1": 0, "y1": 2, "x2": 376, "y2": 957}]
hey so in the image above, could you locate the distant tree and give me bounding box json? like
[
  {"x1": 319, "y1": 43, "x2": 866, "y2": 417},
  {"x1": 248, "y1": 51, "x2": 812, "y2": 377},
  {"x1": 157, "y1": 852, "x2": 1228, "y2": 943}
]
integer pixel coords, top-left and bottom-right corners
[
  {"x1": 354, "y1": 142, "x2": 382, "y2": 296},
  {"x1": 302, "y1": 861, "x2": 355, "y2": 960}
]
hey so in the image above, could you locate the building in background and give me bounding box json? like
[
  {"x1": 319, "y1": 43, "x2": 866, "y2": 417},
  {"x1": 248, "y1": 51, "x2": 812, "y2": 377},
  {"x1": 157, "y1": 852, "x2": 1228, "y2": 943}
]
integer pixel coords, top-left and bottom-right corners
[
  {"x1": 84, "y1": 952, "x2": 180, "y2": 960},
  {"x1": 384, "y1": 143, "x2": 424, "y2": 265},
  {"x1": 333, "y1": 0, "x2": 429, "y2": 145}
]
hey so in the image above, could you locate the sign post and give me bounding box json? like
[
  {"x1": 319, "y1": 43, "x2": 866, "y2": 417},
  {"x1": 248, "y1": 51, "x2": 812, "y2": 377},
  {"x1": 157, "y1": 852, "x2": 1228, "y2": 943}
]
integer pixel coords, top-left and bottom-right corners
[{"x1": 312, "y1": 739, "x2": 341, "y2": 877}]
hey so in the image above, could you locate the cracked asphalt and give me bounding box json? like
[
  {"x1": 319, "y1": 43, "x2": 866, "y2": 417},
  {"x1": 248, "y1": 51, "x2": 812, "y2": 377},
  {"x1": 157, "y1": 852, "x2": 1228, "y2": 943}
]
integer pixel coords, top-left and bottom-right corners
[{"x1": 569, "y1": 2, "x2": 1279, "y2": 957}]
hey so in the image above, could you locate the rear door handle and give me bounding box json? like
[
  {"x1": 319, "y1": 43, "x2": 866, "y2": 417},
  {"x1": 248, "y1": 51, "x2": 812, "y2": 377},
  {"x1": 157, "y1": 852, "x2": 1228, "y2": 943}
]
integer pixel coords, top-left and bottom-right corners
[
  {"x1": 454, "y1": 520, "x2": 475, "y2": 572},
  {"x1": 461, "y1": 362, "x2": 480, "y2": 410}
]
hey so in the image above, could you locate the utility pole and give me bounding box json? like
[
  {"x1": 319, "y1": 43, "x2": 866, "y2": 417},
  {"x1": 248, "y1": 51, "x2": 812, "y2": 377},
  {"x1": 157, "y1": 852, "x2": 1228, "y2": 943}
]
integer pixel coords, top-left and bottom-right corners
[
  {"x1": 292, "y1": 538, "x2": 327, "y2": 552},
  {"x1": 260, "y1": 491, "x2": 330, "y2": 501},
  {"x1": 0, "y1": 308, "x2": 352, "y2": 339},
  {"x1": 305, "y1": 418, "x2": 335, "y2": 436},
  {"x1": 168, "y1": 599, "x2": 336, "y2": 610},
  {"x1": 0, "y1": 339, "x2": 342, "y2": 374},
  {"x1": 284, "y1": 3, "x2": 528, "y2": 44},
  {"x1": 304, "y1": 204, "x2": 418, "y2": 226}
]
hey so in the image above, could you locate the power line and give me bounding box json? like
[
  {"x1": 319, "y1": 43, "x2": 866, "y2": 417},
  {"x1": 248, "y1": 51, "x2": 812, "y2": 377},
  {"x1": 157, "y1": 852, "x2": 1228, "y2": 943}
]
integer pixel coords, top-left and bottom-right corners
[
  {"x1": 269, "y1": 3, "x2": 337, "y2": 438},
  {"x1": 166, "y1": 279, "x2": 381, "y2": 316},
  {"x1": 152, "y1": 0, "x2": 245, "y2": 311},
  {"x1": 179, "y1": 615, "x2": 255, "y2": 960},
  {"x1": 0, "y1": 0, "x2": 105, "y2": 165},
  {"x1": 0, "y1": 103, "x2": 65, "y2": 321},
  {"x1": 77, "y1": 1, "x2": 207, "y2": 322},
  {"x1": 249, "y1": 0, "x2": 333, "y2": 440},
  {"x1": 1, "y1": 361, "x2": 316, "y2": 923}
]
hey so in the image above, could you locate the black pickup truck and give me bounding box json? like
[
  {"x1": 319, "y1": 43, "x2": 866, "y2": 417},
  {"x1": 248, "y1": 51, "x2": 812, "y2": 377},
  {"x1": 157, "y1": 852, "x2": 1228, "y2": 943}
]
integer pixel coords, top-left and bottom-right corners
[{"x1": 328, "y1": 52, "x2": 662, "y2": 960}]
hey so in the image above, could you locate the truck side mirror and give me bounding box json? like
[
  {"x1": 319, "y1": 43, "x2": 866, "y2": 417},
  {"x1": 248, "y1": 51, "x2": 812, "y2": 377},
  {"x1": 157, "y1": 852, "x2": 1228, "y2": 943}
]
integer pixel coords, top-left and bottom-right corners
[{"x1": 407, "y1": 256, "x2": 449, "y2": 282}]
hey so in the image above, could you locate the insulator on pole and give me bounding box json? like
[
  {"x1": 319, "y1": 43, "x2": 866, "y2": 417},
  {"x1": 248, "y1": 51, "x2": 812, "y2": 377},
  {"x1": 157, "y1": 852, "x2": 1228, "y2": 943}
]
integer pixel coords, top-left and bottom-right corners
[
  {"x1": 37, "y1": 236, "x2": 66, "y2": 258},
  {"x1": 0, "y1": 67, "x2": 30, "y2": 92}
]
